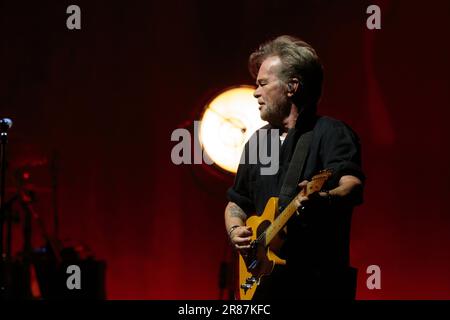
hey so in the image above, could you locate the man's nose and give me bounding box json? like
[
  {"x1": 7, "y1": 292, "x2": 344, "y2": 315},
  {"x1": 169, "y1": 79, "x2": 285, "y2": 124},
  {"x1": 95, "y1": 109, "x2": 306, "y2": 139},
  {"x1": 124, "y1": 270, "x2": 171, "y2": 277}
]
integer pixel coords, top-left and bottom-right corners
[{"x1": 253, "y1": 87, "x2": 261, "y2": 98}]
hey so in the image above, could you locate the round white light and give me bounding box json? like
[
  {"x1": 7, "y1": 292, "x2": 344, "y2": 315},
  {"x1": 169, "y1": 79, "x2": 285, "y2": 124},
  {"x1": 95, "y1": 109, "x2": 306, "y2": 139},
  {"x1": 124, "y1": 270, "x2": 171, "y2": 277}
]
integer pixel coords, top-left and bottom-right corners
[{"x1": 199, "y1": 86, "x2": 267, "y2": 173}]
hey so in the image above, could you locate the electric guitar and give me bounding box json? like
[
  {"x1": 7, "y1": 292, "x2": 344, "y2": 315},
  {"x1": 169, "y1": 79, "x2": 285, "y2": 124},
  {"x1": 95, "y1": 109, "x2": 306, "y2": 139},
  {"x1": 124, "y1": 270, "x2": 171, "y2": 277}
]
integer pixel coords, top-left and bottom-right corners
[{"x1": 237, "y1": 169, "x2": 332, "y2": 300}]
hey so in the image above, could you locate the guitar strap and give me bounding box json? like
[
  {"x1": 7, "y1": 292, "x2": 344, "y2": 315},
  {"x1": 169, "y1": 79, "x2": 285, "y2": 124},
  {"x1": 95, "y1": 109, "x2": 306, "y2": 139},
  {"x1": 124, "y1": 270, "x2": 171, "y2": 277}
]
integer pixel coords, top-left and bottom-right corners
[{"x1": 278, "y1": 128, "x2": 314, "y2": 211}]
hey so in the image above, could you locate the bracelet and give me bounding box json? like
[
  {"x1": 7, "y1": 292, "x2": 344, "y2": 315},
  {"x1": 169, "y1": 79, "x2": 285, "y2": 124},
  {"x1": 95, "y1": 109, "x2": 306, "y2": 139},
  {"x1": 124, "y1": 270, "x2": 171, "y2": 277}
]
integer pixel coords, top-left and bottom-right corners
[{"x1": 228, "y1": 225, "x2": 240, "y2": 237}]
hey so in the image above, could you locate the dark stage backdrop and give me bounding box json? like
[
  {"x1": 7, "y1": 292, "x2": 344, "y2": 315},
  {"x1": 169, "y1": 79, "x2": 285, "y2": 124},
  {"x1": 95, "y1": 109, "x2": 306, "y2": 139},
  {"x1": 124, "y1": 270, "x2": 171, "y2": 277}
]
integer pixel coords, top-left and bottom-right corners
[{"x1": 1, "y1": 0, "x2": 450, "y2": 299}]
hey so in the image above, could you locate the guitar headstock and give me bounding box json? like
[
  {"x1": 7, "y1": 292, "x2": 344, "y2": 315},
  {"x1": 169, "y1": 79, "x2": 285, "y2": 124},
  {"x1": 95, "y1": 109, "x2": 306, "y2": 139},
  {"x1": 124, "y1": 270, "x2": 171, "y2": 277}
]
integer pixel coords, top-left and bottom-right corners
[{"x1": 304, "y1": 169, "x2": 333, "y2": 196}]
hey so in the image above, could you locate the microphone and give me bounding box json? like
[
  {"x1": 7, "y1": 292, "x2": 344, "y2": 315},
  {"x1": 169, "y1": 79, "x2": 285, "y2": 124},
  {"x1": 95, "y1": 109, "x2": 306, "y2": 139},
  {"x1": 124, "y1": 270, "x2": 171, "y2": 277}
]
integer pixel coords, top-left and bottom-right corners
[{"x1": 0, "y1": 118, "x2": 13, "y2": 131}]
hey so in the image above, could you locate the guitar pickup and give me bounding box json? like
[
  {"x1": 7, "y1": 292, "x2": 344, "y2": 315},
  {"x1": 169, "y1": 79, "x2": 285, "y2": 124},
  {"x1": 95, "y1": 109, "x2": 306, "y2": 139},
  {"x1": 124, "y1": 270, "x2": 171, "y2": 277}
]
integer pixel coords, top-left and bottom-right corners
[{"x1": 248, "y1": 260, "x2": 259, "y2": 271}]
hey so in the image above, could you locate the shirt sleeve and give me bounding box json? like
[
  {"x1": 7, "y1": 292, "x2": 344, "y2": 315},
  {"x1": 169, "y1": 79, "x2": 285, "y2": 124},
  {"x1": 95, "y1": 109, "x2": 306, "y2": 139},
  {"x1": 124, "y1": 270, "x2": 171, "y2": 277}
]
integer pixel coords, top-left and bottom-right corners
[
  {"x1": 319, "y1": 120, "x2": 365, "y2": 192},
  {"x1": 226, "y1": 143, "x2": 256, "y2": 215}
]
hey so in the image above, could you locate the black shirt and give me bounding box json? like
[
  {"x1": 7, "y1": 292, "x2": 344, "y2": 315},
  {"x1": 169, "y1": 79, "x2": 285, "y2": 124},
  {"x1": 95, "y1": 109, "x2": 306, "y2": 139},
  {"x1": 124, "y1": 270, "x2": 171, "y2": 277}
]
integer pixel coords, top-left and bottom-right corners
[{"x1": 227, "y1": 113, "x2": 365, "y2": 269}]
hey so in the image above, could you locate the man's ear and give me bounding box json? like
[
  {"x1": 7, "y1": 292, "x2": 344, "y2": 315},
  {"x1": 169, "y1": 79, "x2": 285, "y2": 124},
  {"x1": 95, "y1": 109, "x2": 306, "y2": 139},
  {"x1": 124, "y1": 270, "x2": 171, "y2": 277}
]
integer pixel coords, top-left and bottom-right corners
[{"x1": 287, "y1": 78, "x2": 300, "y2": 97}]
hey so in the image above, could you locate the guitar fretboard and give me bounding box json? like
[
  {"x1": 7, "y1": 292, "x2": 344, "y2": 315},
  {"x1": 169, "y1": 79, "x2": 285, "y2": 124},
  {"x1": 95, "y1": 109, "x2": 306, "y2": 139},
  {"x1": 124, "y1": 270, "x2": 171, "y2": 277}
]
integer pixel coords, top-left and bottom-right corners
[
  {"x1": 264, "y1": 197, "x2": 299, "y2": 245},
  {"x1": 260, "y1": 170, "x2": 332, "y2": 247}
]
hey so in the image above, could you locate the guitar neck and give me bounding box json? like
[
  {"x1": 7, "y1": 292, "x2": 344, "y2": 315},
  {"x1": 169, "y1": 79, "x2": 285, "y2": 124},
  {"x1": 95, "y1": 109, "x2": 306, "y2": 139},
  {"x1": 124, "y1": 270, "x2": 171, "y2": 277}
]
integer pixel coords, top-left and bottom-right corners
[
  {"x1": 262, "y1": 169, "x2": 332, "y2": 248},
  {"x1": 264, "y1": 199, "x2": 299, "y2": 245}
]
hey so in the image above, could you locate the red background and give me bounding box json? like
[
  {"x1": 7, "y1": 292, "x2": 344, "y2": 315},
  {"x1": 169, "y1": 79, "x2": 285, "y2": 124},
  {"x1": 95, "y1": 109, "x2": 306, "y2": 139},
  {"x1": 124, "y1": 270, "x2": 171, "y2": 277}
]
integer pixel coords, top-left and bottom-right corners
[{"x1": 2, "y1": 0, "x2": 450, "y2": 299}]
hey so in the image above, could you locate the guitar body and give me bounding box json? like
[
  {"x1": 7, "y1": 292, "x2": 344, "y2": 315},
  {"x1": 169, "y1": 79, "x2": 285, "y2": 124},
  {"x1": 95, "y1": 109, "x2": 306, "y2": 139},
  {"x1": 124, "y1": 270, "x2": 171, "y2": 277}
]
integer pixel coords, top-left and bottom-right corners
[
  {"x1": 237, "y1": 197, "x2": 286, "y2": 300},
  {"x1": 235, "y1": 169, "x2": 333, "y2": 300}
]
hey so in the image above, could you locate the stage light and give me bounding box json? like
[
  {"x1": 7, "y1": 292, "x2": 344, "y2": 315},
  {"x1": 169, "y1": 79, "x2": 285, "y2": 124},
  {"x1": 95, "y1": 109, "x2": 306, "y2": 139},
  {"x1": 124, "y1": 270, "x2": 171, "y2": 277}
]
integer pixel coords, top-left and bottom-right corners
[{"x1": 199, "y1": 86, "x2": 267, "y2": 174}]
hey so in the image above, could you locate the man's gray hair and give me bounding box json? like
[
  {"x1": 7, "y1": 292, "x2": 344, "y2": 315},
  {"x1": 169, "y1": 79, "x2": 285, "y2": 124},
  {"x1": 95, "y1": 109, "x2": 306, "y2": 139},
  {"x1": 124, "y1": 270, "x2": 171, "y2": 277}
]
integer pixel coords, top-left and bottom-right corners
[{"x1": 249, "y1": 35, "x2": 324, "y2": 110}]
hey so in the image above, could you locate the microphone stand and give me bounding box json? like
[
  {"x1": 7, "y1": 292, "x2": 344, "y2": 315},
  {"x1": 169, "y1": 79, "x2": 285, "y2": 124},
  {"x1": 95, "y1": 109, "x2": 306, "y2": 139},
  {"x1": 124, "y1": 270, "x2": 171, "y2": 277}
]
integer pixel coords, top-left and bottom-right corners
[
  {"x1": 0, "y1": 119, "x2": 11, "y2": 298},
  {"x1": 50, "y1": 151, "x2": 59, "y2": 241}
]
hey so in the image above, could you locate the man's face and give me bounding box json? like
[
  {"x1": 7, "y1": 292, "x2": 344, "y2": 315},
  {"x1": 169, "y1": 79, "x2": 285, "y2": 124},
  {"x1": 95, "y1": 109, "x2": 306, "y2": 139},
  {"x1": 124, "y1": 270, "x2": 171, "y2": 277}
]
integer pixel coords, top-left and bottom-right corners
[{"x1": 254, "y1": 56, "x2": 290, "y2": 126}]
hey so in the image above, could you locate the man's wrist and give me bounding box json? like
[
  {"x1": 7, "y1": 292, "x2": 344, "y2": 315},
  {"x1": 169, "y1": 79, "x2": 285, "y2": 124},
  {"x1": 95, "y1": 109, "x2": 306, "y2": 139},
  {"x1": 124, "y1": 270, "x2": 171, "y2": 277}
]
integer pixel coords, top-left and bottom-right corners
[{"x1": 228, "y1": 225, "x2": 241, "y2": 237}]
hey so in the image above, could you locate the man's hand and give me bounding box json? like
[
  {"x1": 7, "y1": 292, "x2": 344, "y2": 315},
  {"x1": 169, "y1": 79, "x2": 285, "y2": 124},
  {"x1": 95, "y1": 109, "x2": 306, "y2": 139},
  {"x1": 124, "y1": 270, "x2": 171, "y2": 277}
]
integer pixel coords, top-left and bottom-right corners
[
  {"x1": 294, "y1": 180, "x2": 310, "y2": 209},
  {"x1": 229, "y1": 226, "x2": 253, "y2": 256},
  {"x1": 294, "y1": 179, "x2": 329, "y2": 210},
  {"x1": 294, "y1": 175, "x2": 363, "y2": 210},
  {"x1": 225, "y1": 202, "x2": 253, "y2": 255}
]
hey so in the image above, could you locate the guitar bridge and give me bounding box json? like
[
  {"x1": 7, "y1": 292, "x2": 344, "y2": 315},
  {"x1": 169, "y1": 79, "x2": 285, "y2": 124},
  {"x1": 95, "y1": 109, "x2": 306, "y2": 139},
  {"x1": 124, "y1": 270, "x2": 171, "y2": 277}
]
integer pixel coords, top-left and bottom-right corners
[{"x1": 240, "y1": 276, "x2": 258, "y2": 293}]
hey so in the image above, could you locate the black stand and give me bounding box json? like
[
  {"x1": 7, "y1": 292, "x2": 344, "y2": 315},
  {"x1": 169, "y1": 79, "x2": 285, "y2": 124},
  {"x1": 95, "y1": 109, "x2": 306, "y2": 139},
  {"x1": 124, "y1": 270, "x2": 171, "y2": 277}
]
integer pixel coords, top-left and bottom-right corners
[
  {"x1": 0, "y1": 118, "x2": 12, "y2": 298},
  {"x1": 50, "y1": 152, "x2": 59, "y2": 241}
]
